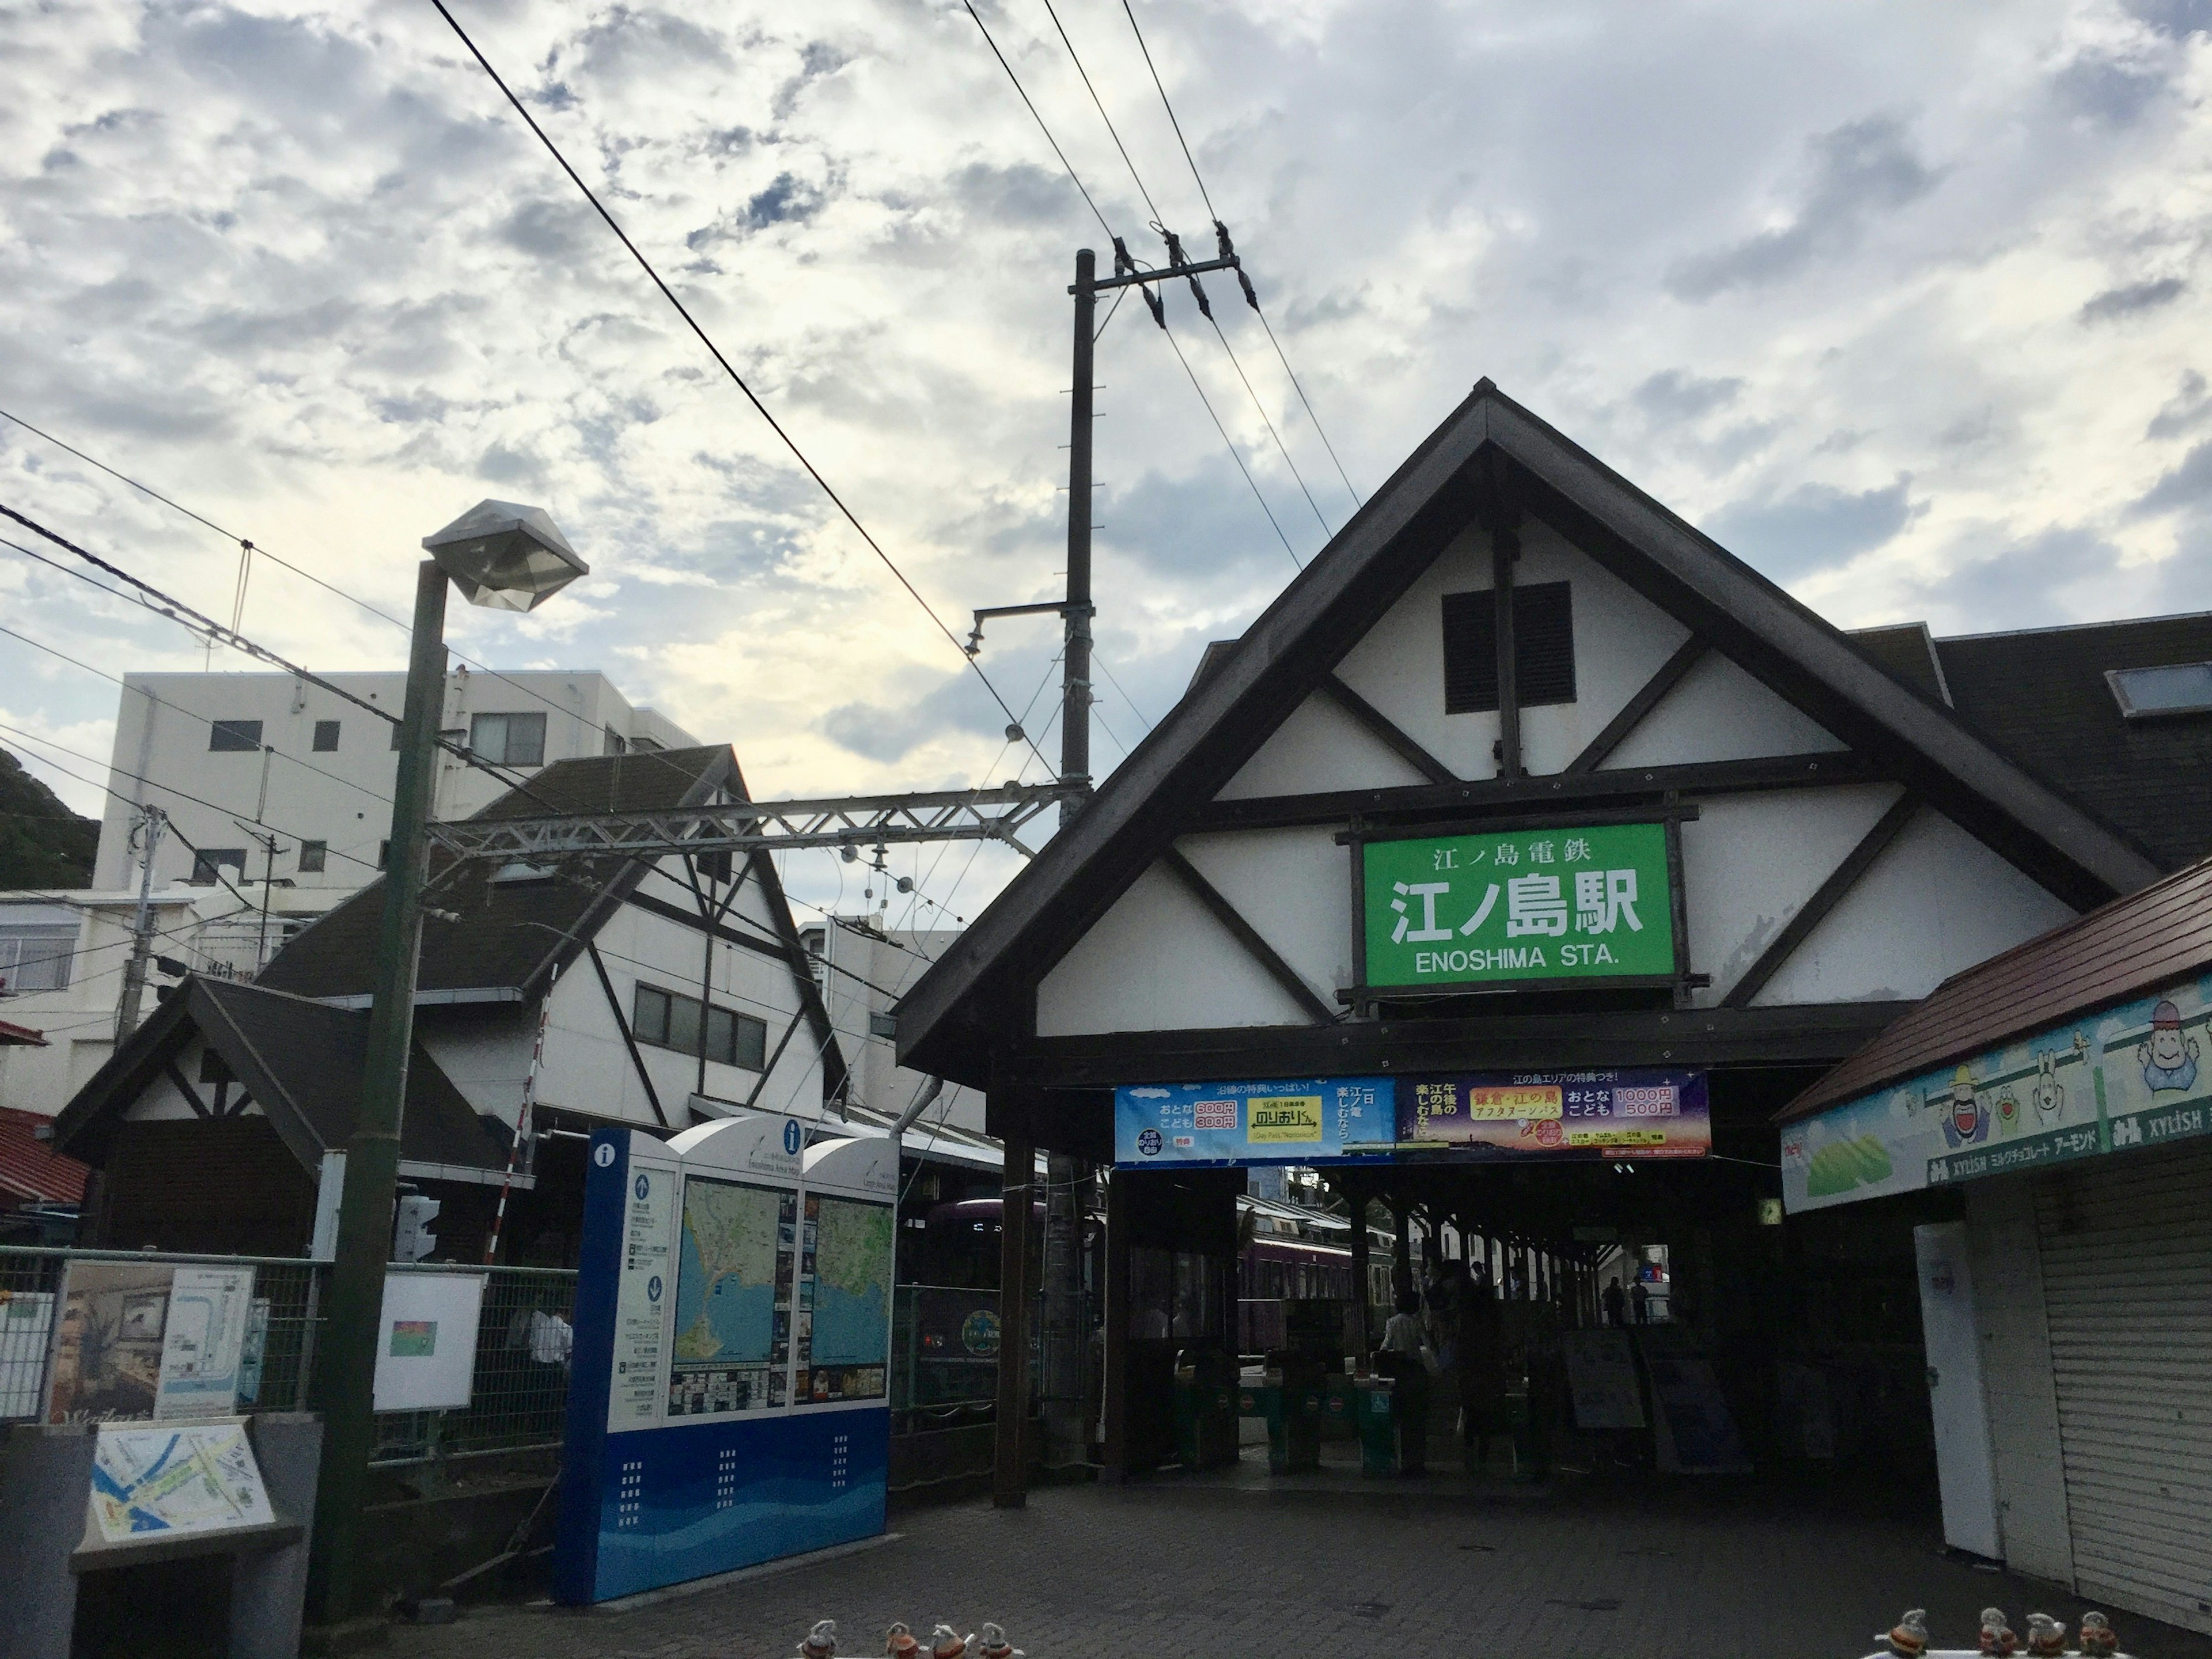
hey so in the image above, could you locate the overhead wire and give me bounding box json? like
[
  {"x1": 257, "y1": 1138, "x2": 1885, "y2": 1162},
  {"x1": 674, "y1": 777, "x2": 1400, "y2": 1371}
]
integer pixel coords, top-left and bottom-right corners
[
  {"x1": 1115, "y1": 0, "x2": 1363, "y2": 511},
  {"x1": 425, "y1": 0, "x2": 1056, "y2": 783},
  {"x1": 963, "y1": 1, "x2": 1304, "y2": 570}
]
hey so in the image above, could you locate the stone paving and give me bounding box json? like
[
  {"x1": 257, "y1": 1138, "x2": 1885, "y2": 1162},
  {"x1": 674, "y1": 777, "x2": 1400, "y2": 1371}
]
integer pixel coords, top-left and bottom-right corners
[{"x1": 389, "y1": 1470, "x2": 2212, "y2": 1659}]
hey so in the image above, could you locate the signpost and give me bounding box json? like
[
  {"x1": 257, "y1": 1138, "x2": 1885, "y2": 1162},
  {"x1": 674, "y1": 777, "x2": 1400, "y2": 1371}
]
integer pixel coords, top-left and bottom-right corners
[{"x1": 1352, "y1": 819, "x2": 1686, "y2": 1003}]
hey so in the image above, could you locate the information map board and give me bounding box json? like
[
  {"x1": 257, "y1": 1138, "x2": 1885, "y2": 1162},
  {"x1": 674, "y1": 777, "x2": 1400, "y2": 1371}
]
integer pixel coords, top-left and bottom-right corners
[{"x1": 555, "y1": 1115, "x2": 897, "y2": 1605}]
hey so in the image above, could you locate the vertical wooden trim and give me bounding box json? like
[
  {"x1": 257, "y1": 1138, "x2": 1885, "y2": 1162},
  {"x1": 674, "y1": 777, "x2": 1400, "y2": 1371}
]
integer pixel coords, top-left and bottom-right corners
[
  {"x1": 1345, "y1": 820, "x2": 1370, "y2": 1020},
  {"x1": 1344, "y1": 1172, "x2": 1372, "y2": 1354},
  {"x1": 164, "y1": 1061, "x2": 213, "y2": 1120},
  {"x1": 1493, "y1": 525, "x2": 1522, "y2": 778},
  {"x1": 1100, "y1": 1166, "x2": 1131, "y2": 1484},
  {"x1": 993, "y1": 1117, "x2": 1036, "y2": 1509},
  {"x1": 1319, "y1": 675, "x2": 1458, "y2": 786},
  {"x1": 586, "y1": 942, "x2": 668, "y2": 1127},
  {"x1": 1722, "y1": 793, "x2": 1920, "y2": 1009},
  {"x1": 1565, "y1": 637, "x2": 1707, "y2": 774},
  {"x1": 1664, "y1": 810, "x2": 1694, "y2": 1007}
]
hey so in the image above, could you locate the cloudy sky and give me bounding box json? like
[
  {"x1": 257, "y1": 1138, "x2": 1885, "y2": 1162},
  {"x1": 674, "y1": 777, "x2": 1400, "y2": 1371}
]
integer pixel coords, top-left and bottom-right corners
[{"x1": 5, "y1": 0, "x2": 2211, "y2": 918}]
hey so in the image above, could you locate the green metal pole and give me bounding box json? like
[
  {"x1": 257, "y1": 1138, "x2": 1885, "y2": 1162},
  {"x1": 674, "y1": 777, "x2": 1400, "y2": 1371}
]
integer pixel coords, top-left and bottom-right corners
[{"x1": 305, "y1": 560, "x2": 448, "y2": 1631}]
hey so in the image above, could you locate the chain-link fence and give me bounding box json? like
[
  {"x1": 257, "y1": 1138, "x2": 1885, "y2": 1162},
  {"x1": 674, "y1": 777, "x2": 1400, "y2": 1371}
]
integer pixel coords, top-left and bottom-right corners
[{"x1": 0, "y1": 1247, "x2": 575, "y2": 1472}]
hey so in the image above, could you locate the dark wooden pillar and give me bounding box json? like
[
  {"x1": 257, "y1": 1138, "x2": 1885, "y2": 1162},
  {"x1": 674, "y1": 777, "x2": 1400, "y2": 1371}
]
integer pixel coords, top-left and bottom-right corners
[
  {"x1": 1391, "y1": 1195, "x2": 1412, "y2": 1304},
  {"x1": 993, "y1": 1126, "x2": 1035, "y2": 1509},
  {"x1": 1100, "y1": 1166, "x2": 1130, "y2": 1484},
  {"x1": 1345, "y1": 1174, "x2": 1372, "y2": 1355}
]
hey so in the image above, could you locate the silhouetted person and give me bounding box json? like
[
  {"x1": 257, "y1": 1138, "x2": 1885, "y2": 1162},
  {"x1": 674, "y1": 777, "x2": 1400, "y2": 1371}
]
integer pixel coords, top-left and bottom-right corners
[
  {"x1": 1631, "y1": 1280, "x2": 1650, "y2": 1325},
  {"x1": 1603, "y1": 1278, "x2": 1626, "y2": 1327}
]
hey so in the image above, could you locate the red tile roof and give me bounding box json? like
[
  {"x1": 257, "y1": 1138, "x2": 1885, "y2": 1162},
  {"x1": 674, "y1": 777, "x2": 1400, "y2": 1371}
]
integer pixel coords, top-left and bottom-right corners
[
  {"x1": 0, "y1": 1018, "x2": 46, "y2": 1046},
  {"x1": 1779, "y1": 852, "x2": 2212, "y2": 1124},
  {"x1": 0, "y1": 1105, "x2": 87, "y2": 1205}
]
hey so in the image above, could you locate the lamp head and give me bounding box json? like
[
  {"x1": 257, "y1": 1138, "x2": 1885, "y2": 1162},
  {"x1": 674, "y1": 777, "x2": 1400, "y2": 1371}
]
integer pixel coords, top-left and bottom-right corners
[{"x1": 421, "y1": 499, "x2": 587, "y2": 612}]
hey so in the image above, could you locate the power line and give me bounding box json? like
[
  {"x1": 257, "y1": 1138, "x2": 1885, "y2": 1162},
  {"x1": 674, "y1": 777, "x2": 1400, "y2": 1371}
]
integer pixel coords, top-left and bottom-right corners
[
  {"x1": 426, "y1": 0, "x2": 1055, "y2": 782},
  {"x1": 1036, "y1": 0, "x2": 1162, "y2": 226},
  {"x1": 1092, "y1": 651, "x2": 1154, "y2": 733},
  {"x1": 957, "y1": 9, "x2": 1304, "y2": 571},
  {"x1": 1115, "y1": 0, "x2": 1363, "y2": 511}
]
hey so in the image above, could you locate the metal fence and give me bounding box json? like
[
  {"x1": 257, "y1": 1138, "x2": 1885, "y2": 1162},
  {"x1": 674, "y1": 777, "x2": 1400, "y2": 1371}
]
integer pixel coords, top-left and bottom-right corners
[{"x1": 0, "y1": 1246, "x2": 574, "y2": 1472}]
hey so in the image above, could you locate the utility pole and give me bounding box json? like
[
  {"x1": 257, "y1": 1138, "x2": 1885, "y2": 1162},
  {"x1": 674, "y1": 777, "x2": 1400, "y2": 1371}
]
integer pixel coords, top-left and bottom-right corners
[
  {"x1": 1062, "y1": 247, "x2": 1097, "y2": 827},
  {"x1": 115, "y1": 803, "x2": 166, "y2": 1040},
  {"x1": 237, "y1": 821, "x2": 283, "y2": 975}
]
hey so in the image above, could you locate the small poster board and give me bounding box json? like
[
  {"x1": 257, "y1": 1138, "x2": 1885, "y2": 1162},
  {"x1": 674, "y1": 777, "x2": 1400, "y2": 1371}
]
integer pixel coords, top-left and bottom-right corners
[
  {"x1": 46, "y1": 1262, "x2": 174, "y2": 1421},
  {"x1": 373, "y1": 1272, "x2": 485, "y2": 1412},
  {"x1": 88, "y1": 1417, "x2": 274, "y2": 1543},
  {"x1": 156, "y1": 1266, "x2": 256, "y2": 1419},
  {"x1": 1560, "y1": 1328, "x2": 1646, "y2": 1429},
  {"x1": 0, "y1": 1287, "x2": 55, "y2": 1418}
]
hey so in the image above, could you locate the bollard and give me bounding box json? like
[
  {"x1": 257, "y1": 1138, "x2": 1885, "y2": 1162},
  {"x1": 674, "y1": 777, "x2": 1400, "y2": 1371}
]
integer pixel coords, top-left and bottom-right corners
[
  {"x1": 929, "y1": 1626, "x2": 971, "y2": 1659},
  {"x1": 800, "y1": 1620, "x2": 838, "y2": 1659},
  {"x1": 888, "y1": 1623, "x2": 922, "y2": 1658}
]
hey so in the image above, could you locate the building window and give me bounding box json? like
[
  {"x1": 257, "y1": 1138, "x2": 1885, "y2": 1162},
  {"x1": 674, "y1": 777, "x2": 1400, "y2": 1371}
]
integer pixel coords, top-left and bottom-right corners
[
  {"x1": 2107, "y1": 662, "x2": 2212, "y2": 721},
  {"x1": 632, "y1": 982, "x2": 769, "y2": 1070},
  {"x1": 696, "y1": 850, "x2": 733, "y2": 886},
  {"x1": 1441, "y1": 582, "x2": 1577, "y2": 714},
  {"x1": 604, "y1": 730, "x2": 628, "y2": 756},
  {"x1": 312, "y1": 719, "x2": 341, "y2": 752},
  {"x1": 0, "y1": 914, "x2": 79, "y2": 993},
  {"x1": 297, "y1": 840, "x2": 328, "y2": 874},
  {"x1": 630, "y1": 736, "x2": 664, "y2": 753},
  {"x1": 469, "y1": 712, "x2": 547, "y2": 767},
  {"x1": 190, "y1": 848, "x2": 247, "y2": 887},
  {"x1": 209, "y1": 719, "x2": 263, "y2": 752}
]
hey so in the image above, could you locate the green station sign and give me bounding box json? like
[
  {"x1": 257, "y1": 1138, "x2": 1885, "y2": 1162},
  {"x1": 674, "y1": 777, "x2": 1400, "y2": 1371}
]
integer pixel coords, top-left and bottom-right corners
[{"x1": 1361, "y1": 821, "x2": 1677, "y2": 990}]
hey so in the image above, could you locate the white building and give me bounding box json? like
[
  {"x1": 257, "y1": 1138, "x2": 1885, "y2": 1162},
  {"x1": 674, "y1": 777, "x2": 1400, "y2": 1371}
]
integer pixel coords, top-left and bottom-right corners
[{"x1": 91, "y1": 666, "x2": 694, "y2": 896}]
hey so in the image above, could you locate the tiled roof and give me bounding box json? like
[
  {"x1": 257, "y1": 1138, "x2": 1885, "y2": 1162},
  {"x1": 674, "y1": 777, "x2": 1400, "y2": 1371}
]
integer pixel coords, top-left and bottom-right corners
[
  {"x1": 0, "y1": 1105, "x2": 86, "y2": 1204},
  {"x1": 1935, "y1": 613, "x2": 2212, "y2": 871},
  {"x1": 257, "y1": 745, "x2": 736, "y2": 1001},
  {"x1": 1779, "y1": 851, "x2": 2212, "y2": 1123}
]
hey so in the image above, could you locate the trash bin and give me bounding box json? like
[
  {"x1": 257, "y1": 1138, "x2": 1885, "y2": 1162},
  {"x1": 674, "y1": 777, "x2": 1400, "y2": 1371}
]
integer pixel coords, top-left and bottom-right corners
[{"x1": 1354, "y1": 1375, "x2": 1399, "y2": 1477}]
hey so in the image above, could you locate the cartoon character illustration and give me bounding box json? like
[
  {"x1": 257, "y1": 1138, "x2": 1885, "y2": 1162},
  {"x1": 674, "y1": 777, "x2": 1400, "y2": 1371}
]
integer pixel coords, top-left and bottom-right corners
[
  {"x1": 1994, "y1": 1091, "x2": 2021, "y2": 1137},
  {"x1": 1941, "y1": 1066, "x2": 1990, "y2": 1149},
  {"x1": 2137, "y1": 1000, "x2": 2199, "y2": 1094},
  {"x1": 2030, "y1": 1051, "x2": 2066, "y2": 1121}
]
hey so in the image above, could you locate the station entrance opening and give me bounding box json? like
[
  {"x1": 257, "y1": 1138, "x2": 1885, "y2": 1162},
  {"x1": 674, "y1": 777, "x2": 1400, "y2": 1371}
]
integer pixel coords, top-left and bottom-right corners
[{"x1": 1096, "y1": 1062, "x2": 1944, "y2": 1494}]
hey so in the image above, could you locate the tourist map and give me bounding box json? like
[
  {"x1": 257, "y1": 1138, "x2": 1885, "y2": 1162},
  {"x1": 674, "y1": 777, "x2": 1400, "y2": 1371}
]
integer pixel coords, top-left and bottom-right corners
[
  {"x1": 808, "y1": 1199, "x2": 892, "y2": 1365},
  {"x1": 88, "y1": 1419, "x2": 274, "y2": 1542},
  {"x1": 671, "y1": 1177, "x2": 785, "y2": 1366}
]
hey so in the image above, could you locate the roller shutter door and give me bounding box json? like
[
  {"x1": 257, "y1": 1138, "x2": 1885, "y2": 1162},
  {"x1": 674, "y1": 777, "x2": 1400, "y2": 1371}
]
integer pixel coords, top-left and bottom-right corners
[{"x1": 2035, "y1": 1139, "x2": 2212, "y2": 1633}]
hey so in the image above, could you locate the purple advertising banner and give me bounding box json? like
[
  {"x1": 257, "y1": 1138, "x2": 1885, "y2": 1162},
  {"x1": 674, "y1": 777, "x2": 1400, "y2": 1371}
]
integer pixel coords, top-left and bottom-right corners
[{"x1": 1398, "y1": 1069, "x2": 1711, "y2": 1161}]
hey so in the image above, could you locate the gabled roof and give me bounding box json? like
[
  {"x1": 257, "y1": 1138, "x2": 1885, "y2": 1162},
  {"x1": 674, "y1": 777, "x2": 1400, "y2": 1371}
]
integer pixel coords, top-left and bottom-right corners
[
  {"x1": 259, "y1": 745, "x2": 739, "y2": 1001},
  {"x1": 897, "y1": 380, "x2": 2162, "y2": 1088},
  {"x1": 1779, "y1": 850, "x2": 2212, "y2": 1124},
  {"x1": 1934, "y1": 613, "x2": 2212, "y2": 872},
  {"x1": 53, "y1": 976, "x2": 506, "y2": 1179}
]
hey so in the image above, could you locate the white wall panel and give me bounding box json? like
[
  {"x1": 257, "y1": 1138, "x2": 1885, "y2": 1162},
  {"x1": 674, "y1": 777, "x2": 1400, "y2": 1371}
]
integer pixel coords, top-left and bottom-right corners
[
  {"x1": 1604, "y1": 650, "x2": 1846, "y2": 769},
  {"x1": 1752, "y1": 809, "x2": 2075, "y2": 1005},
  {"x1": 422, "y1": 1021, "x2": 536, "y2": 1122},
  {"x1": 1176, "y1": 828, "x2": 1353, "y2": 1004},
  {"x1": 1965, "y1": 1177, "x2": 2075, "y2": 1585},
  {"x1": 1037, "y1": 861, "x2": 1315, "y2": 1036},
  {"x1": 1214, "y1": 691, "x2": 1432, "y2": 801},
  {"x1": 1329, "y1": 523, "x2": 1495, "y2": 780},
  {"x1": 1678, "y1": 784, "x2": 1902, "y2": 1005}
]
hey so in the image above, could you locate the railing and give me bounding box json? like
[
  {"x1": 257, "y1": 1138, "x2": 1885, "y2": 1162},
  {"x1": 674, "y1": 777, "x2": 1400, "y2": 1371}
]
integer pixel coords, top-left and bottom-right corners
[
  {"x1": 892, "y1": 1283, "x2": 1003, "y2": 1436},
  {"x1": 0, "y1": 1246, "x2": 574, "y2": 1474}
]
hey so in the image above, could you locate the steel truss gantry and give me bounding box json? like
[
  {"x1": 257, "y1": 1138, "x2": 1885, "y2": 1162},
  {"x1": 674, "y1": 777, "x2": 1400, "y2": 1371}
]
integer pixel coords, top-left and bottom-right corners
[{"x1": 423, "y1": 779, "x2": 1086, "y2": 863}]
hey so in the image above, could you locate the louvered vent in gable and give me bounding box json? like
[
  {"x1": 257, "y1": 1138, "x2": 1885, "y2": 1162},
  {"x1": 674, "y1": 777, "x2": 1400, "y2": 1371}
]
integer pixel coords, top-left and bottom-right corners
[{"x1": 1440, "y1": 582, "x2": 1577, "y2": 714}]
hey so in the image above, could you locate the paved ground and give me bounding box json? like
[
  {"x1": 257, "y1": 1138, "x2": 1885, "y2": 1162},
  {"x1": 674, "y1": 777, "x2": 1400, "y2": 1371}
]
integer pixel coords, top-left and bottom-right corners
[{"x1": 387, "y1": 1461, "x2": 2212, "y2": 1659}]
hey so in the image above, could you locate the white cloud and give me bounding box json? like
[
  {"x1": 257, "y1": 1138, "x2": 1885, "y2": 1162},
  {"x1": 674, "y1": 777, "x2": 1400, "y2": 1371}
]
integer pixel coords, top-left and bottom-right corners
[{"x1": 5, "y1": 0, "x2": 2212, "y2": 913}]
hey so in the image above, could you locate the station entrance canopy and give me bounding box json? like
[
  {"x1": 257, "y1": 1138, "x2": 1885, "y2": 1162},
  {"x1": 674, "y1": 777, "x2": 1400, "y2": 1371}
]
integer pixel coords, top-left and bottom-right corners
[{"x1": 1114, "y1": 1070, "x2": 1711, "y2": 1169}]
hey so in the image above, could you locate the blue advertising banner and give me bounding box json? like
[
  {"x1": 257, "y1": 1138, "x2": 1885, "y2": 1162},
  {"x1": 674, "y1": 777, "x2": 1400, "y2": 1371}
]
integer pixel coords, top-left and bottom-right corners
[{"x1": 1114, "y1": 1078, "x2": 1395, "y2": 1167}]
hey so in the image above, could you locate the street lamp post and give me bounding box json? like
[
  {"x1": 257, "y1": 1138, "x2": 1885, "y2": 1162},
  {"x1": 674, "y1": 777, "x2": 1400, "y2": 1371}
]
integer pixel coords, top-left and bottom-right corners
[{"x1": 305, "y1": 501, "x2": 585, "y2": 1636}]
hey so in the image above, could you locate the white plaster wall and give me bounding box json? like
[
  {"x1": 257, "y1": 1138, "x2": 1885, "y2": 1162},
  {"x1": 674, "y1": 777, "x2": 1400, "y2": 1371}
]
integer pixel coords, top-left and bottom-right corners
[
  {"x1": 1603, "y1": 651, "x2": 1846, "y2": 769},
  {"x1": 1677, "y1": 783, "x2": 1903, "y2": 1005},
  {"x1": 1325, "y1": 519, "x2": 1691, "y2": 782},
  {"x1": 1176, "y1": 827, "x2": 1351, "y2": 1005},
  {"x1": 420, "y1": 1018, "x2": 538, "y2": 1121},
  {"x1": 1213, "y1": 691, "x2": 1432, "y2": 801},
  {"x1": 122, "y1": 1037, "x2": 260, "y2": 1121},
  {"x1": 1751, "y1": 810, "x2": 2075, "y2": 1005},
  {"x1": 1965, "y1": 1177, "x2": 2077, "y2": 1584},
  {"x1": 1036, "y1": 861, "x2": 1316, "y2": 1036}
]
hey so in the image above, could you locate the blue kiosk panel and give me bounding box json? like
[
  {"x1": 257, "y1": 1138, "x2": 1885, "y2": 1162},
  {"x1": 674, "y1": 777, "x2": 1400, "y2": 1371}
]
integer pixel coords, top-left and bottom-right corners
[{"x1": 554, "y1": 1116, "x2": 896, "y2": 1605}]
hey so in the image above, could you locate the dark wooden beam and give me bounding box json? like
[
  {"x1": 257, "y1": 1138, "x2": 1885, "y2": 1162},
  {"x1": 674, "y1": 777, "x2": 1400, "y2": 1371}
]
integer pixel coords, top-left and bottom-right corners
[
  {"x1": 586, "y1": 941, "x2": 668, "y2": 1127},
  {"x1": 1494, "y1": 524, "x2": 1522, "y2": 778},
  {"x1": 622, "y1": 885, "x2": 789, "y2": 961},
  {"x1": 1319, "y1": 675, "x2": 1457, "y2": 785},
  {"x1": 1190, "y1": 749, "x2": 1882, "y2": 834},
  {"x1": 740, "y1": 1005, "x2": 809, "y2": 1112},
  {"x1": 1159, "y1": 847, "x2": 1336, "y2": 1024},
  {"x1": 1566, "y1": 637, "x2": 1707, "y2": 774},
  {"x1": 1100, "y1": 1167, "x2": 1130, "y2": 1483},
  {"x1": 996, "y1": 998, "x2": 1912, "y2": 1089},
  {"x1": 1722, "y1": 794, "x2": 1921, "y2": 1010},
  {"x1": 164, "y1": 1060, "x2": 213, "y2": 1120}
]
